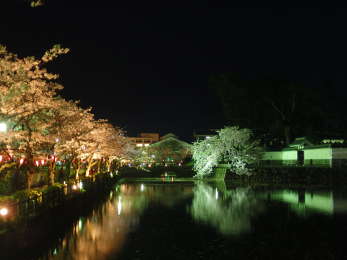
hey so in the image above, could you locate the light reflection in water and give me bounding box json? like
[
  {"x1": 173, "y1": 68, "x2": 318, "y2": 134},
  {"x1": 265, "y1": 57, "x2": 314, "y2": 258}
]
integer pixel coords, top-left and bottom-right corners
[
  {"x1": 189, "y1": 182, "x2": 264, "y2": 235},
  {"x1": 40, "y1": 183, "x2": 193, "y2": 260},
  {"x1": 36, "y1": 181, "x2": 346, "y2": 259}
]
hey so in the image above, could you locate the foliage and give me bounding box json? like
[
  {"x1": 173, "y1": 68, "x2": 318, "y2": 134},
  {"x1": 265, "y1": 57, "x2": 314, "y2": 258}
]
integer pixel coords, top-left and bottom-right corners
[
  {"x1": 42, "y1": 183, "x2": 63, "y2": 193},
  {"x1": 210, "y1": 74, "x2": 335, "y2": 145},
  {"x1": 0, "y1": 45, "x2": 129, "y2": 189},
  {"x1": 192, "y1": 126, "x2": 263, "y2": 178},
  {"x1": 13, "y1": 189, "x2": 42, "y2": 201},
  {"x1": 29, "y1": 0, "x2": 44, "y2": 7}
]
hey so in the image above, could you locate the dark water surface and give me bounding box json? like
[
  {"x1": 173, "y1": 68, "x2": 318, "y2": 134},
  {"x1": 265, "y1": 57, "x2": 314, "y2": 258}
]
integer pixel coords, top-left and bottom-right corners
[{"x1": 6, "y1": 180, "x2": 345, "y2": 259}]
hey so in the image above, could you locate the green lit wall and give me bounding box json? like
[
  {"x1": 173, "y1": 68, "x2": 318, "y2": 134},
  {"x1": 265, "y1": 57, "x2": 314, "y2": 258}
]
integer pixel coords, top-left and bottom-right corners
[
  {"x1": 304, "y1": 147, "x2": 332, "y2": 160},
  {"x1": 281, "y1": 150, "x2": 297, "y2": 160},
  {"x1": 262, "y1": 151, "x2": 283, "y2": 160}
]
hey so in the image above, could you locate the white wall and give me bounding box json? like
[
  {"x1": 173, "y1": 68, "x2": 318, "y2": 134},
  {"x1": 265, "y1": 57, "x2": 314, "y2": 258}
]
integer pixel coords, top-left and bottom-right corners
[{"x1": 304, "y1": 147, "x2": 332, "y2": 160}]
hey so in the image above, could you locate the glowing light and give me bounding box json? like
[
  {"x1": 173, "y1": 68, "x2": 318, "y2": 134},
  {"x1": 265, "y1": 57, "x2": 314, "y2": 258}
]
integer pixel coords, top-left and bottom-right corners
[
  {"x1": 0, "y1": 122, "x2": 7, "y2": 132},
  {"x1": 140, "y1": 184, "x2": 145, "y2": 192},
  {"x1": 144, "y1": 143, "x2": 149, "y2": 147},
  {"x1": 215, "y1": 188, "x2": 219, "y2": 200},
  {"x1": 117, "y1": 197, "x2": 122, "y2": 215},
  {"x1": 20, "y1": 158, "x2": 24, "y2": 165},
  {"x1": 0, "y1": 207, "x2": 8, "y2": 216},
  {"x1": 0, "y1": 155, "x2": 3, "y2": 162},
  {"x1": 35, "y1": 160, "x2": 39, "y2": 167},
  {"x1": 148, "y1": 164, "x2": 152, "y2": 168},
  {"x1": 41, "y1": 159, "x2": 45, "y2": 165},
  {"x1": 178, "y1": 163, "x2": 182, "y2": 166},
  {"x1": 78, "y1": 219, "x2": 83, "y2": 231},
  {"x1": 55, "y1": 138, "x2": 60, "y2": 143},
  {"x1": 78, "y1": 181, "x2": 83, "y2": 189},
  {"x1": 72, "y1": 184, "x2": 77, "y2": 190},
  {"x1": 136, "y1": 144, "x2": 143, "y2": 147}
]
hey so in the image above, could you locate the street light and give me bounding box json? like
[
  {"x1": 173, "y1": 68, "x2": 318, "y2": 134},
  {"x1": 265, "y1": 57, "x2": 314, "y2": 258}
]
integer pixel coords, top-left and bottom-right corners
[{"x1": 0, "y1": 122, "x2": 7, "y2": 133}]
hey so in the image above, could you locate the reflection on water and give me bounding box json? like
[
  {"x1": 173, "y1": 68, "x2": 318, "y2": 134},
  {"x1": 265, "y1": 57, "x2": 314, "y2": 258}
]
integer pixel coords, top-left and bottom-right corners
[
  {"x1": 40, "y1": 183, "x2": 193, "y2": 260},
  {"x1": 189, "y1": 182, "x2": 264, "y2": 235},
  {"x1": 267, "y1": 190, "x2": 334, "y2": 216},
  {"x1": 35, "y1": 180, "x2": 347, "y2": 259}
]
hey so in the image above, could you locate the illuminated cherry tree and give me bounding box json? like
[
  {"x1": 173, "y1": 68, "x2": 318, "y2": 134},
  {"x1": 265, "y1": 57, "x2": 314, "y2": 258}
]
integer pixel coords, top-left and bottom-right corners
[
  {"x1": 0, "y1": 45, "x2": 127, "y2": 189},
  {"x1": 0, "y1": 45, "x2": 69, "y2": 189},
  {"x1": 192, "y1": 126, "x2": 263, "y2": 178}
]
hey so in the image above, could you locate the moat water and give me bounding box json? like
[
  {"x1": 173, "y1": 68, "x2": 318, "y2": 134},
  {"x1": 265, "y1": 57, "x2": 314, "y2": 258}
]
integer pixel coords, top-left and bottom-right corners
[{"x1": 3, "y1": 179, "x2": 345, "y2": 259}]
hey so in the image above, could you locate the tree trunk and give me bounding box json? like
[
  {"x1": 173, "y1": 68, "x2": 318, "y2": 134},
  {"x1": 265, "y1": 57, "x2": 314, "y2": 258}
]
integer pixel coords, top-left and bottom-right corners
[
  {"x1": 76, "y1": 161, "x2": 82, "y2": 180},
  {"x1": 48, "y1": 160, "x2": 55, "y2": 185},
  {"x1": 27, "y1": 171, "x2": 33, "y2": 190},
  {"x1": 25, "y1": 151, "x2": 34, "y2": 190},
  {"x1": 86, "y1": 157, "x2": 97, "y2": 177},
  {"x1": 284, "y1": 125, "x2": 291, "y2": 145},
  {"x1": 97, "y1": 159, "x2": 101, "y2": 174}
]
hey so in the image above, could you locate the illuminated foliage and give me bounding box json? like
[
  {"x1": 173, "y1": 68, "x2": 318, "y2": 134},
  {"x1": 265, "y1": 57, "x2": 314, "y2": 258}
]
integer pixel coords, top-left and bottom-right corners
[
  {"x1": 0, "y1": 45, "x2": 127, "y2": 188},
  {"x1": 29, "y1": 0, "x2": 44, "y2": 7},
  {"x1": 0, "y1": 45, "x2": 69, "y2": 188},
  {"x1": 192, "y1": 126, "x2": 263, "y2": 178}
]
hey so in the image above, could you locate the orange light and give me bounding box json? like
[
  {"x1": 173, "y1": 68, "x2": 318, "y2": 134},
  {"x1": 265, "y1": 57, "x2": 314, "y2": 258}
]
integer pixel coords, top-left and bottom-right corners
[
  {"x1": 20, "y1": 158, "x2": 24, "y2": 165},
  {"x1": 35, "y1": 161, "x2": 39, "y2": 167},
  {"x1": 41, "y1": 159, "x2": 45, "y2": 165}
]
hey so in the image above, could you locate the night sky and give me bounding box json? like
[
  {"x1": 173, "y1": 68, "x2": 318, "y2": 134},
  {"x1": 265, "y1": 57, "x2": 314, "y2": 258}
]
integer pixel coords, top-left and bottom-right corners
[{"x1": 2, "y1": 6, "x2": 347, "y2": 140}]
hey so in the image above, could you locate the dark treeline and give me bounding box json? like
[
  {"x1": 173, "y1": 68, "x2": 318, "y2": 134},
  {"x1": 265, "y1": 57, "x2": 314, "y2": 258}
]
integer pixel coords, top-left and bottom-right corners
[{"x1": 209, "y1": 73, "x2": 345, "y2": 146}]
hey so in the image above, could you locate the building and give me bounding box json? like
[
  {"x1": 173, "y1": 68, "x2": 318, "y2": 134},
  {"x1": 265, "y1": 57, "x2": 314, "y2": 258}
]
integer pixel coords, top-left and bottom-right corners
[
  {"x1": 149, "y1": 133, "x2": 192, "y2": 165},
  {"x1": 262, "y1": 137, "x2": 347, "y2": 167},
  {"x1": 127, "y1": 133, "x2": 160, "y2": 148},
  {"x1": 193, "y1": 129, "x2": 218, "y2": 141}
]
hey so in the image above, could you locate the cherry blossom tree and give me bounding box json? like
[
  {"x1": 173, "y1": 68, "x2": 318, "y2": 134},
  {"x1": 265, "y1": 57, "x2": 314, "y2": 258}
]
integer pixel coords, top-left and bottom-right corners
[
  {"x1": 192, "y1": 126, "x2": 263, "y2": 178},
  {"x1": 0, "y1": 45, "x2": 69, "y2": 189}
]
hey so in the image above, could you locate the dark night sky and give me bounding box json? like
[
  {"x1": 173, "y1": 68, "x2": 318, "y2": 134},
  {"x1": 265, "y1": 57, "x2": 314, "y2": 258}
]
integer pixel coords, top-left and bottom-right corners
[{"x1": 2, "y1": 5, "x2": 347, "y2": 140}]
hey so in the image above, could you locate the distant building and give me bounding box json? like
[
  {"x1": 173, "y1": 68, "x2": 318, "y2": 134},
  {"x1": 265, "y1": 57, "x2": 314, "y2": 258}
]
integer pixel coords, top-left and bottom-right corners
[
  {"x1": 193, "y1": 129, "x2": 218, "y2": 141},
  {"x1": 262, "y1": 136, "x2": 347, "y2": 168},
  {"x1": 127, "y1": 133, "x2": 160, "y2": 148},
  {"x1": 149, "y1": 133, "x2": 192, "y2": 165}
]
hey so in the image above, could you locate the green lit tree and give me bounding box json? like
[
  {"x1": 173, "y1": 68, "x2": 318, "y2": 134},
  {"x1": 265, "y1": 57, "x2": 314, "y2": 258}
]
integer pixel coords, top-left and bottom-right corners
[{"x1": 192, "y1": 126, "x2": 263, "y2": 178}]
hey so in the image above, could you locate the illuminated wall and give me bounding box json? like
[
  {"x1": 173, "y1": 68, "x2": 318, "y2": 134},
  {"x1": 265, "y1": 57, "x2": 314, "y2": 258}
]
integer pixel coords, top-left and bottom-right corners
[
  {"x1": 303, "y1": 146, "x2": 332, "y2": 166},
  {"x1": 262, "y1": 143, "x2": 347, "y2": 167},
  {"x1": 304, "y1": 147, "x2": 331, "y2": 160},
  {"x1": 262, "y1": 149, "x2": 297, "y2": 165},
  {"x1": 262, "y1": 151, "x2": 282, "y2": 160}
]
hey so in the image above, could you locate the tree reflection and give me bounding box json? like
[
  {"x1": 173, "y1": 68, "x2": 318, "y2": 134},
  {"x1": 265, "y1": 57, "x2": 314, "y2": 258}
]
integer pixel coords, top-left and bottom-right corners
[{"x1": 189, "y1": 182, "x2": 264, "y2": 235}]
